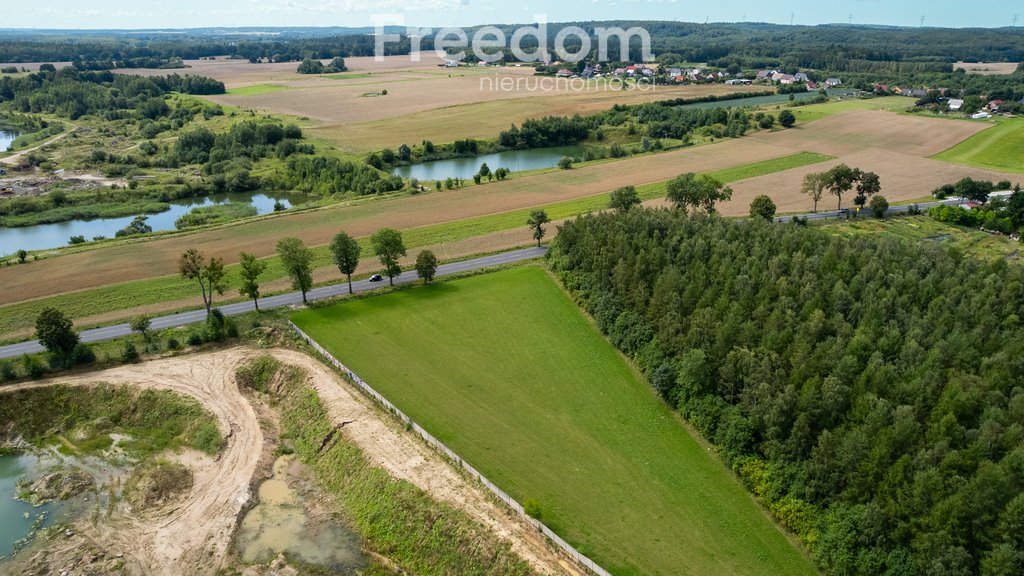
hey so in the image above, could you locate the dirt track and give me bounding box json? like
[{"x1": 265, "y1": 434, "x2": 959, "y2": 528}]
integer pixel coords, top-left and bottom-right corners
[{"x1": 1, "y1": 347, "x2": 576, "y2": 575}]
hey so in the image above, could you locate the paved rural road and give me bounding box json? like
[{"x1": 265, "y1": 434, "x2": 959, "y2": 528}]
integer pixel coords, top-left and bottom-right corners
[{"x1": 0, "y1": 246, "x2": 548, "y2": 360}]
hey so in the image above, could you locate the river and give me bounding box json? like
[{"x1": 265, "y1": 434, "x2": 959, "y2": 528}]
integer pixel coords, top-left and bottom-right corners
[
  {"x1": 0, "y1": 191, "x2": 307, "y2": 254},
  {"x1": 391, "y1": 144, "x2": 586, "y2": 181}
]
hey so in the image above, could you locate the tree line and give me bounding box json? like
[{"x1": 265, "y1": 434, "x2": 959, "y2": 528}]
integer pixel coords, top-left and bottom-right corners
[{"x1": 547, "y1": 207, "x2": 1024, "y2": 576}]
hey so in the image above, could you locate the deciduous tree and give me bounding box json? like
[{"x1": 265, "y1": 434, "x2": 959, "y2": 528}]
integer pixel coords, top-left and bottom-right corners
[
  {"x1": 802, "y1": 172, "x2": 827, "y2": 213},
  {"x1": 370, "y1": 228, "x2": 406, "y2": 286},
  {"x1": 749, "y1": 195, "x2": 777, "y2": 220},
  {"x1": 238, "y1": 252, "x2": 267, "y2": 310},
  {"x1": 179, "y1": 248, "x2": 226, "y2": 314},
  {"x1": 276, "y1": 237, "x2": 313, "y2": 303},
  {"x1": 527, "y1": 210, "x2": 551, "y2": 246},
  {"x1": 609, "y1": 185, "x2": 641, "y2": 212},
  {"x1": 415, "y1": 250, "x2": 438, "y2": 284},
  {"x1": 329, "y1": 232, "x2": 361, "y2": 294},
  {"x1": 35, "y1": 307, "x2": 78, "y2": 359}
]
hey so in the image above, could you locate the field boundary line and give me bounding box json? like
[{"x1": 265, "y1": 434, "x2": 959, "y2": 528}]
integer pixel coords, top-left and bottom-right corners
[{"x1": 288, "y1": 320, "x2": 614, "y2": 576}]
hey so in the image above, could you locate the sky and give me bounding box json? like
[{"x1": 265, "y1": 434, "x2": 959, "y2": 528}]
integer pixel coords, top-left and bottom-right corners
[{"x1": 1, "y1": 0, "x2": 1019, "y2": 30}]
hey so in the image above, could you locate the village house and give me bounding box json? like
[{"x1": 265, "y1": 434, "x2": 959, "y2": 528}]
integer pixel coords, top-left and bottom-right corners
[
  {"x1": 948, "y1": 98, "x2": 964, "y2": 111},
  {"x1": 824, "y1": 77, "x2": 842, "y2": 88}
]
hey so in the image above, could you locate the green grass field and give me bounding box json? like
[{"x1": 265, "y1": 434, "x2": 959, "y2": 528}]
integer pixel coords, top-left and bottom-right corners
[
  {"x1": 787, "y1": 96, "x2": 911, "y2": 124},
  {"x1": 932, "y1": 118, "x2": 1024, "y2": 173},
  {"x1": 226, "y1": 84, "x2": 289, "y2": 96},
  {"x1": 291, "y1": 266, "x2": 816, "y2": 576}
]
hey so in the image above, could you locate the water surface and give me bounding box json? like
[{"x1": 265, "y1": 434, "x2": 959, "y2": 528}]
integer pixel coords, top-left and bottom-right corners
[{"x1": 391, "y1": 145, "x2": 587, "y2": 181}]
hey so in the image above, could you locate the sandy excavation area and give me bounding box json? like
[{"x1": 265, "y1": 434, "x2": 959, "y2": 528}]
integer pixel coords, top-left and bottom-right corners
[{"x1": 0, "y1": 347, "x2": 578, "y2": 576}]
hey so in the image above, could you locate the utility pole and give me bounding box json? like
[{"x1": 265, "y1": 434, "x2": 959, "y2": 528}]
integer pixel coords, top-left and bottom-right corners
[
  {"x1": 790, "y1": 12, "x2": 795, "y2": 26},
  {"x1": 848, "y1": 14, "x2": 853, "y2": 25},
  {"x1": 920, "y1": 15, "x2": 925, "y2": 28},
  {"x1": 1014, "y1": 14, "x2": 1019, "y2": 27}
]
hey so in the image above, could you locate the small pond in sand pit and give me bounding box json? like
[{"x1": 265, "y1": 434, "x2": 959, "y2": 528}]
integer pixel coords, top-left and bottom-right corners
[
  {"x1": 390, "y1": 144, "x2": 587, "y2": 181},
  {"x1": 235, "y1": 455, "x2": 365, "y2": 571},
  {"x1": 0, "y1": 454, "x2": 62, "y2": 559}
]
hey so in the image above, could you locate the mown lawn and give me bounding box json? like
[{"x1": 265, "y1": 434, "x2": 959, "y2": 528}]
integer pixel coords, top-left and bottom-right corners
[
  {"x1": 291, "y1": 266, "x2": 817, "y2": 576},
  {"x1": 932, "y1": 118, "x2": 1024, "y2": 173}
]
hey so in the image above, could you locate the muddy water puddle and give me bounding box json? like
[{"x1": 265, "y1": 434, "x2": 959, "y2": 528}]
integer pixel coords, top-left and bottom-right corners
[{"x1": 235, "y1": 455, "x2": 366, "y2": 571}]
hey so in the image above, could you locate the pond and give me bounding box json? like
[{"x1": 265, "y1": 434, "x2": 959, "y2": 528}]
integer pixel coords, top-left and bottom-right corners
[
  {"x1": 0, "y1": 191, "x2": 307, "y2": 255},
  {"x1": 0, "y1": 454, "x2": 58, "y2": 560},
  {"x1": 391, "y1": 144, "x2": 587, "y2": 181},
  {"x1": 0, "y1": 127, "x2": 20, "y2": 152}
]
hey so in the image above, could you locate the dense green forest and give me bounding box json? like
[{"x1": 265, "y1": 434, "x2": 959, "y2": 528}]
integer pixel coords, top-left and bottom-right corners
[
  {"x1": 2, "y1": 22, "x2": 1021, "y2": 68},
  {"x1": 548, "y1": 209, "x2": 1024, "y2": 576},
  {"x1": 0, "y1": 67, "x2": 223, "y2": 119}
]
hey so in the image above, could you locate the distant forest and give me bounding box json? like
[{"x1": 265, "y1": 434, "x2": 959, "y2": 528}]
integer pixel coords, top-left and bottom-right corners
[{"x1": 1, "y1": 22, "x2": 1022, "y2": 69}]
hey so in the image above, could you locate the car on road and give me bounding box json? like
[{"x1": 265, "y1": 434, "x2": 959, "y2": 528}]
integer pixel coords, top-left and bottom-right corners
[
  {"x1": 369, "y1": 274, "x2": 384, "y2": 282},
  {"x1": 838, "y1": 208, "x2": 851, "y2": 217}
]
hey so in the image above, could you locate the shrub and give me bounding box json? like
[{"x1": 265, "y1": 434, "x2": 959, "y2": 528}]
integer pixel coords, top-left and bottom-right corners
[
  {"x1": 557, "y1": 156, "x2": 574, "y2": 170},
  {"x1": 523, "y1": 498, "x2": 542, "y2": 520},
  {"x1": 167, "y1": 337, "x2": 181, "y2": 350},
  {"x1": 186, "y1": 332, "x2": 204, "y2": 346},
  {"x1": 0, "y1": 361, "x2": 16, "y2": 381},
  {"x1": 71, "y1": 343, "x2": 95, "y2": 365},
  {"x1": 870, "y1": 195, "x2": 890, "y2": 218},
  {"x1": 121, "y1": 341, "x2": 140, "y2": 363},
  {"x1": 21, "y1": 354, "x2": 45, "y2": 379}
]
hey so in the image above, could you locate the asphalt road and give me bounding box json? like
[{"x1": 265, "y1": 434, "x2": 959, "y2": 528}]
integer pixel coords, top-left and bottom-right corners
[{"x1": 0, "y1": 246, "x2": 548, "y2": 360}]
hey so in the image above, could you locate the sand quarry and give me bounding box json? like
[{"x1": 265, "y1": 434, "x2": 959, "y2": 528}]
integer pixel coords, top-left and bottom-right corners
[{"x1": 0, "y1": 346, "x2": 579, "y2": 575}]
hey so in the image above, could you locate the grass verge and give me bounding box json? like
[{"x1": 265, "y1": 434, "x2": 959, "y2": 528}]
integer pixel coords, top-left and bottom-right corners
[
  {"x1": 276, "y1": 361, "x2": 533, "y2": 575},
  {"x1": 291, "y1": 266, "x2": 817, "y2": 576}
]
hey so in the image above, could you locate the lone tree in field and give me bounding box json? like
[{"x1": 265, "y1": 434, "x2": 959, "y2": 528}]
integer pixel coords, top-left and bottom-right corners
[
  {"x1": 801, "y1": 172, "x2": 828, "y2": 213},
  {"x1": 277, "y1": 237, "x2": 314, "y2": 304},
  {"x1": 238, "y1": 252, "x2": 268, "y2": 310},
  {"x1": 415, "y1": 250, "x2": 439, "y2": 284},
  {"x1": 870, "y1": 195, "x2": 890, "y2": 219},
  {"x1": 129, "y1": 314, "x2": 152, "y2": 342},
  {"x1": 527, "y1": 210, "x2": 551, "y2": 247},
  {"x1": 370, "y1": 228, "x2": 407, "y2": 286},
  {"x1": 778, "y1": 109, "x2": 796, "y2": 128},
  {"x1": 666, "y1": 173, "x2": 733, "y2": 213},
  {"x1": 824, "y1": 164, "x2": 858, "y2": 211},
  {"x1": 179, "y1": 248, "x2": 227, "y2": 315},
  {"x1": 749, "y1": 195, "x2": 777, "y2": 220},
  {"x1": 329, "y1": 232, "x2": 362, "y2": 294},
  {"x1": 35, "y1": 307, "x2": 78, "y2": 359},
  {"x1": 609, "y1": 185, "x2": 641, "y2": 212}
]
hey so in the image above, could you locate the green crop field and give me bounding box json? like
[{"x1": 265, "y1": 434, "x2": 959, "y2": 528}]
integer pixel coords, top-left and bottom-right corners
[
  {"x1": 291, "y1": 266, "x2": 816, "y2": 576},
  {"x1": 787, "y1": 96, "x2": 911, "y2": 124},
  {"x1": 225, "y1": 84, "x2": 289, "y2": 96},
  {"x1": 932, "y1": 118, "x2": 1024, "y2": 173}
]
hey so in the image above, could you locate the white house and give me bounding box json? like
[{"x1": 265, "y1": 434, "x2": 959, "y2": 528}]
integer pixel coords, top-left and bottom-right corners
[{"x1": 948, "y1": 98, "x2": 964, "y2": 111}]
